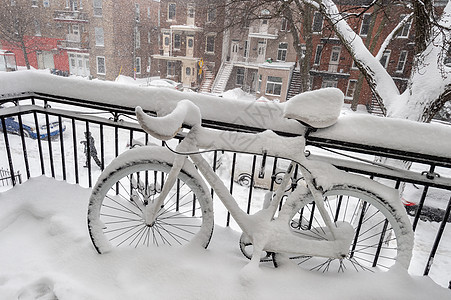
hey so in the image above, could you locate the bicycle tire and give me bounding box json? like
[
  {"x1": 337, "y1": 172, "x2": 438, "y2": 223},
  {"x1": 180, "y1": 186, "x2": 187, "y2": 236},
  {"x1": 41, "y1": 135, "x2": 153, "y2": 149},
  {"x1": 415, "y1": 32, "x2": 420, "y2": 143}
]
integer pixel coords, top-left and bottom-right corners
[
  {"x1": 273, "y1": 184, "x2": 413, "y2": 272},
  {"x1": 88, "y1": 146, "x2": 214, "y2": 254}
]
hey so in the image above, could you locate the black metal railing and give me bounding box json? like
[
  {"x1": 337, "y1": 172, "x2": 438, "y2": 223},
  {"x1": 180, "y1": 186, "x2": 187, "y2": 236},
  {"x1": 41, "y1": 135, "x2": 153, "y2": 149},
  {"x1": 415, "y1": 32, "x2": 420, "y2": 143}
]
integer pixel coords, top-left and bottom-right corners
[{"x1": 1, "y1": 91, "x2": 451, "y2": 288}]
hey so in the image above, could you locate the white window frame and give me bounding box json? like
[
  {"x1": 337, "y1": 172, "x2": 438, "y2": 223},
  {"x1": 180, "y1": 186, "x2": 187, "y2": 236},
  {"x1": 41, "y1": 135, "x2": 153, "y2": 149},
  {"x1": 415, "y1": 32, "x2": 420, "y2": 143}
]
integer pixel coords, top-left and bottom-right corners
[
  {"x1": 135, "y1": 27, "x2": 140, "y2": 49},
  {"x1": 277, "y1": 42, "x2": 288, "y2": 61},
  {"x1": 205, "y1": 35, "x2": 215, "y2": 53},
  {"x1": 148, "y1": 31, "x2": 151, "y2": 44},
  {"x1": 167, "y1": 61, "x2": 175, "y2": 76},
  {"x1": 43, "y1": 0, "x2": 50, "y2": 7},
  {"x1": 168, "y1": 3, "x2": 176, "y2": 20},
  {"x1": 135, "y1": 57, "x2": 141, "y2": 74},
  {"x1": 135, "y1": 3, "x2": 140, "y2": 22},
  {"x1": 396, "y1": 50, "x2": 408, "y2": 73},
  {"x1": 314, "y1": 44, "x2": 323, "y2": 65},
  {"x1": 379, "y1": 49, "x2": 391, "y2": 69},
  {"x1": 236, "y1": 67, "x2": 244, "y2": 85},
  {"x1": 95, "y1": 27, "x2": 104, "y2": 46},
  {"x1": 93, "y1": 0, "x2": 102, "y2": 16},
  {"x1": 147, "y1": 6, "x2": 151, "y2": 18},
  {"x1": 312, "y1": 12, "x2": 323, "y2": 33},
  {"x1": 321, "y1": 79, "x2": 338, "y2": 88},
  {"x1": 207, "y1": 6, "x2": 216, "y2": 23},
  {"x1": 174, "y1": 33, "x2": 181, "y2": 49},
  {"x1": 265, "y1": 76, "x2": 283, "y2": 96},
  {"x1": 359, "y1": 14, "x2": 371, "y2": 36},
  {"x1": 32, "y1": 0, "x2": 38, "y2": 7},
  {"x1": 96, "y1": 56, "x2": 106, "y2": 75},
  {"x1": 34, "y1": 19, "x2": 41, "y2": 36},
  {"x1": 346, "y1": 79, "x2": 357, "y2": 99},
  {"x1": 397, "y1": 15, "x2": 412, "y2": 38}
]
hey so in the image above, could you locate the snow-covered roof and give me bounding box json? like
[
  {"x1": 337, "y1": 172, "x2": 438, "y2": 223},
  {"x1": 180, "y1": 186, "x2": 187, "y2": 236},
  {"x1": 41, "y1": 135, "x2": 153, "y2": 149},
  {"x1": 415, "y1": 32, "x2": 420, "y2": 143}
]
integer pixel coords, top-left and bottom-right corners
[{"x1": 0, "y1": 71, "x2": 450, "y2": 161}]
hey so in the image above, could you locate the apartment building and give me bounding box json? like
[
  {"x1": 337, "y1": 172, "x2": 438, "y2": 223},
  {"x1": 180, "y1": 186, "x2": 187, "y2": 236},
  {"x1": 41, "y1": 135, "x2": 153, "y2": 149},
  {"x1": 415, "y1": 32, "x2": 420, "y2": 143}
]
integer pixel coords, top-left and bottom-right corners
[
  {"x1": 213, "y1": 14, "x2": 297, "y2": 101},
  {"x1": 1, "y1": 0, "x2": 160, "y2": 81},
  {"x1": 151, "y1": 0, "x2": 224, "y2": 90}
]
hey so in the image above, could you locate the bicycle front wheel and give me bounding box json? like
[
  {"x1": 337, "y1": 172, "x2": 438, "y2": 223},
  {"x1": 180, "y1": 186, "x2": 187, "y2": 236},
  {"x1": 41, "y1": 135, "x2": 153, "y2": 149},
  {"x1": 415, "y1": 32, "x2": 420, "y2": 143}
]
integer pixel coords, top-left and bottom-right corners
[
  {"x1": 274, "y1": 184, "x2": 413, "y2": 272},
  {"x1": 88, "y1": 147, "x2": 214, "y2": 254}
]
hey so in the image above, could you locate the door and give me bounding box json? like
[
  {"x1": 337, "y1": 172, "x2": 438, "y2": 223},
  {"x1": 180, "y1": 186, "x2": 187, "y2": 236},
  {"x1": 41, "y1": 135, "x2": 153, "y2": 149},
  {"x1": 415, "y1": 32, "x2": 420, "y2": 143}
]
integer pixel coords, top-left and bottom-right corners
[
  {"x1": 163, "y1": 33, "x2": 170, "y2": 56},
  {"x1": 186, "y1": 36, "x2": 194, "y2": 57},
  {"x1": 182, "y1": 62, "x2": 194, "y2": 87},
  {"x1": 328, "y1": 46, "x2": 341, "y2": 72},
  {"x1": 257, "y1": 41, "x2": 266, "y2": 63},
  {"x1": 76, "y1": 54, "x2": 84, "y2": 75},
  {"x1": 230, "y1": 40, "x2": 239, "y2": 62}
]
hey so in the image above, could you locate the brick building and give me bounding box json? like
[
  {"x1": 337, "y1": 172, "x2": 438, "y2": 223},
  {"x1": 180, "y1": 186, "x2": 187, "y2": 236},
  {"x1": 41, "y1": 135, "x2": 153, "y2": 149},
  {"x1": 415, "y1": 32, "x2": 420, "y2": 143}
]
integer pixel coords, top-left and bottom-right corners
[{"x1": 151, "y1": 0, "x2": 225, "y2": 90}]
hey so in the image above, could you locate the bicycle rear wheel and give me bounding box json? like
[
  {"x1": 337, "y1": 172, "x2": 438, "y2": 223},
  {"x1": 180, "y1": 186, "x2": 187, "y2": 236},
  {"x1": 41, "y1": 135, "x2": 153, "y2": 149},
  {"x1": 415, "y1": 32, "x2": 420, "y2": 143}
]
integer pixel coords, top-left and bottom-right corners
[
  {"x1": 88, "y1": 148, "x2": 214, "y2": 254},
  {"x1": 274, "y1": 184, "x2": 413, "y2": 272}
]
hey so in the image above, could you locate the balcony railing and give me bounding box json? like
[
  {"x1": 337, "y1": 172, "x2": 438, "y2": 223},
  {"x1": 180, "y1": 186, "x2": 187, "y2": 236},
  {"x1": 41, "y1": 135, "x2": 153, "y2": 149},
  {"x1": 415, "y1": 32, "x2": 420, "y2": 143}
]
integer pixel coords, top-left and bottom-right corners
[
  {"x1": 53, "y1": 10, "x2": 88, "y2": 23},
  {"x1": 0, "y1": 72, "x2": 450, "y2": 288},
  {"x1": 57, "y1": 39, "x2": 89, "y2": 51}
]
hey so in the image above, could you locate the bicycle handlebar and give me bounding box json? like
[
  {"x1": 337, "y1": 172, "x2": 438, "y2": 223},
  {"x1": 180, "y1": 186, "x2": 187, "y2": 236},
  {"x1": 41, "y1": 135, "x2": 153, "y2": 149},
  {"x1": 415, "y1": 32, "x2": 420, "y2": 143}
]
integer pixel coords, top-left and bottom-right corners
[{"x1": 136, "y1": 100, "x2": 202, "y2": 141}]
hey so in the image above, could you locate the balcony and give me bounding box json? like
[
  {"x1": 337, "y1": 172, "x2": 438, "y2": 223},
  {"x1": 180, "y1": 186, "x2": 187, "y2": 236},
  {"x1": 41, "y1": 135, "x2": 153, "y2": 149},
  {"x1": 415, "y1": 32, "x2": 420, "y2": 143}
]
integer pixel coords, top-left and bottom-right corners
[
  {"x1": 57, "y1": 40, "x2": 89, "y2": 52},
  {"x1": 248, "y1": 26, "x2": 278, "y2": 39},
  {"x1": 53, "y1": 10, "x2": 88, "y2": 23},
  {"x1": 0, "y1": 72, "x2": 450, "y2": 289}
]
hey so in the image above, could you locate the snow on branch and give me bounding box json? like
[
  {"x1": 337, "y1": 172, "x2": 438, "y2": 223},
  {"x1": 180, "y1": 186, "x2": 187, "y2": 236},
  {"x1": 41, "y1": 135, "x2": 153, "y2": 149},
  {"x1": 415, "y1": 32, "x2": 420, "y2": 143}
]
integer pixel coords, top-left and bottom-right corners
[{"x1": 376, "y1": 13, "x2": 413, "y2": 61}]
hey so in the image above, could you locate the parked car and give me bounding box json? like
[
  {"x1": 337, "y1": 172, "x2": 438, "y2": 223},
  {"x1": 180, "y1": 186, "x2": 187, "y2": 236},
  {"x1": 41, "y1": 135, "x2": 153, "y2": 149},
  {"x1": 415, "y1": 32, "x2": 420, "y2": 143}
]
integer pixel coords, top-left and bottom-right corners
[
  {"x1": 0, "y1": 114, "x2": 66, "y2": 140},
  {"x1": 145, "y1": 79, "x2": 183, "y2": 91}
]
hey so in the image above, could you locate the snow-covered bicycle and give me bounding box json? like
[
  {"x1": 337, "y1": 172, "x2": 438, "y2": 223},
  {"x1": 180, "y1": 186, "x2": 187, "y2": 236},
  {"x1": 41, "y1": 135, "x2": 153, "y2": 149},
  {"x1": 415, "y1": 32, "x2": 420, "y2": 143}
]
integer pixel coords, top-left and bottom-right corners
[{"x1": 87, "y1": 88, "x2": 413, "y2": 272}]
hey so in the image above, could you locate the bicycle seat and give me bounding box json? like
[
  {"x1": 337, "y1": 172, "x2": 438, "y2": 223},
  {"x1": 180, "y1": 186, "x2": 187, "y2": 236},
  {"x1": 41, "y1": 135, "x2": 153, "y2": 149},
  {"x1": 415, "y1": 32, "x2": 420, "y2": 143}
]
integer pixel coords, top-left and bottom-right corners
[{"x1": 283, "y1": 88, "x2": 344, "y2": 128}]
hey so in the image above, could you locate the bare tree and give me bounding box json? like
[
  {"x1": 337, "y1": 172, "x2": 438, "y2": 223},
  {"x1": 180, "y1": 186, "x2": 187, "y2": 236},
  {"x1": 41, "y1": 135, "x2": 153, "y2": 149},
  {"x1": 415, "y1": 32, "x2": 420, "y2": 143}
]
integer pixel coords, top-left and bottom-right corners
[
  {"x1": 306, "y1": 0, "x2": 451, "y2": 122},
  {"x1": 0, "y1": 0, "x2": 40, "y2": 69}
]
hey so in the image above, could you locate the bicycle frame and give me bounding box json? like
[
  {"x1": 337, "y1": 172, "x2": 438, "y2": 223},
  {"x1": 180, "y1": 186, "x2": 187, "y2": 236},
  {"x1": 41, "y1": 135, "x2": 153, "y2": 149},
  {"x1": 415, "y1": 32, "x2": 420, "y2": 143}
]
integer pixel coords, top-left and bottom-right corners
[{"x1": 143, "y1": 124, "x2": 355, "y2": 262}]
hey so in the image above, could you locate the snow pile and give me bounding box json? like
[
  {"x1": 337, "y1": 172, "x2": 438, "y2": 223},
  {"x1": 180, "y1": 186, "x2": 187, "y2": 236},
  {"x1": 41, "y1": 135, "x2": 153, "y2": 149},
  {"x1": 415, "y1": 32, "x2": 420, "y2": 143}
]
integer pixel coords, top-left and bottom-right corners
[
  {"x1": 283, "y1": 88, "x2": 344, "y2": 128},
  {"x1": 222, "y1": 88, "x2": 256, "y2": 102},
  {"x1": 0, "y1": 177, "x2": 450, "y2": 299}
]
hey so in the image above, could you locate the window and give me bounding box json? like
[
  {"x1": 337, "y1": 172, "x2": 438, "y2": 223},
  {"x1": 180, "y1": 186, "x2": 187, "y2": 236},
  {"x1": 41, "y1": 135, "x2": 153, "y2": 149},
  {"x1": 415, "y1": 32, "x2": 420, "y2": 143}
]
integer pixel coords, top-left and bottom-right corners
[
  {"x1": 346, "y1": 80, "x2": 357, "y2": 99},
  {"x1": 135, "y1": 3, "x2": 140, "y2": 22},
  {"x1": 314, "y1": 44, "x2": 323, "y2": 65},
  {"x1": 188, "y1": 38, "x2": 193, "y2": 47},
  {"x1": 281, "y1": 18, "x2": 290, "y2": 31},
  {"x1": 93, "y1": 0, "x2": 102, "y2": 16},
  {"x1": 312, "y1": 12, "x2": 323, "y2": 33},
  {"x1": 236, "y1": 68, "x2": 244, "y2": 85},
  {"x1": 243, "y1": 40, "x2": 249, "y2": 58},
  {"x1": 186, "y1": 67, "x2": 191, "y2": 76},
  {"x1": 379, "y1": 50, "x2": 391, "y2": 69},
  {"x1": 360, "y1": 14, "x2": 371, "y2": 36},
  {"x1": 188, "y1": 4, "x2": 195, "y2": 18},
  {"x1": 43, "y1": 0, "x2": 49, "y2": 7},
  {"x1": 266, "y1": 76, "x2": 282, "y2": 96},
  {"x1": 168, "y1": 3, "x2": 176, "y2": 20},
  {"x1": 207, "y1": 6, "x2": 216, "y2": 22},
  {"x1": 135, "y1": 27, "x2": 140, "y2": 48},
  {"x1": 135, "y1": 57, "x2": 141, "y2": 74},
  {"x1": 31, "y1": 0, "x2": 38, "y2": 6},
  {"x1": 167, "y1": 61, "x2": 175, "y2": 76},
  {"x1": 147, "y1": 57, "x2": 151, "y2": 73},
  {"x1": 34, "y1": 20, "x2": 41, "y2": 36},
  {"x1": 96, "y1": 56, "x2": 105, "y2": 74},
  {"x1": 321, "y1": 80, "x2": 337, "y2": 88},
  {"x1": 11, "y1": 0, "x2": 16, "y2": 6},
  {"x1": 397, "y1": 15, "x2": 411, "y2": 38},
  {"x1": 174, "y1": 34, "x2": 181, "y2": 49},
  {"x1": 95, "y1": 27, "x2": 104, "y2": 46},
  {"x1": 258, "y1": 74, "x2": 262, "y2": 92},
  {"x1": 148, "y1": 6, "x2": 151, "y2": 18},
  {"x1": 277, "y1": 43, "x2": 288, "y2": 61},
  {"x1": 206, "y1": 35, "x2": 215, "y2": 53},
  {"x1": 164, "y1": 34, "x2": 170, "y2": 46},
  {"x1": 396, "y1": 50, "x2": 408, "y2": 73}
]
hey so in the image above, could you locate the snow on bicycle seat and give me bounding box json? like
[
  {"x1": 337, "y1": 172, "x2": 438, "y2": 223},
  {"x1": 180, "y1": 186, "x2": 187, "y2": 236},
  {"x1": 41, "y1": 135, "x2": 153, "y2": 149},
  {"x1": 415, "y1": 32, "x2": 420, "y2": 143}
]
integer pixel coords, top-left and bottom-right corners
[{"x1": 283, "y1": 88, "x2": 344, "y2": 129}]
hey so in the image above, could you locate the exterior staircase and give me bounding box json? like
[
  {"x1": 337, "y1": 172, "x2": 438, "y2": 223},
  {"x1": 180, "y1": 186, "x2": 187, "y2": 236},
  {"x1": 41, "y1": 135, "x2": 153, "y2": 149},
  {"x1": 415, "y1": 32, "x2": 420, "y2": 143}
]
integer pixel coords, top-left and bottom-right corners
[
  {"x1": 286, "y1": 70, "x2": 303, "y2": 100},
  {"x1": 199, "y1": 66, "x2": 214, "y2": 93},
  {"x1": 367, "y1": 96, "x2": 386, "y2": 116},
  {"x1": 211, "y1": 63, "x2": 233, "y2": 94}
]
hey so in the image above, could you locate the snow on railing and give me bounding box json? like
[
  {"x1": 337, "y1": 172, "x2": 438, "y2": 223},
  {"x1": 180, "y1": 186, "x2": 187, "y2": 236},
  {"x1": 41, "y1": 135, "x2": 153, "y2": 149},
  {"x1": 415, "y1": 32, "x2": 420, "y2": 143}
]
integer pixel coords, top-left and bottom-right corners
[{"x1": 0, "y1": 71, "x2": 451, "y2": 287}]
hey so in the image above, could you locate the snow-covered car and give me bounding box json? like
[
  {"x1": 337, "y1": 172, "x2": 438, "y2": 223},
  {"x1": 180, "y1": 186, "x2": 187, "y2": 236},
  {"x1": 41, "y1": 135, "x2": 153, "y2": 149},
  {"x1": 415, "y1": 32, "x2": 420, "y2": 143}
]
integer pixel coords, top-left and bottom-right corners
[
  {"x1": 0, "y1": 114, "x2": 66, "y2": 140},
  {"x1": 146, "y1": 79, "x2": 183, "y2": 91}
]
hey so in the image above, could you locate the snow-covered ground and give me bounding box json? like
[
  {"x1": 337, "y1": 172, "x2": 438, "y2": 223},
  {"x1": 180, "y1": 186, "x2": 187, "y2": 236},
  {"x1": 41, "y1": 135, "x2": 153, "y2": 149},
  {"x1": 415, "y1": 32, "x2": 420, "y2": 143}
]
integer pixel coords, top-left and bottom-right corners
[
  {"x1": 1, "y1": 72, "x2": 451, "y2": 297},
  {"x1": 0, "y1": 177, "x2": 450, "y2": 300}
]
